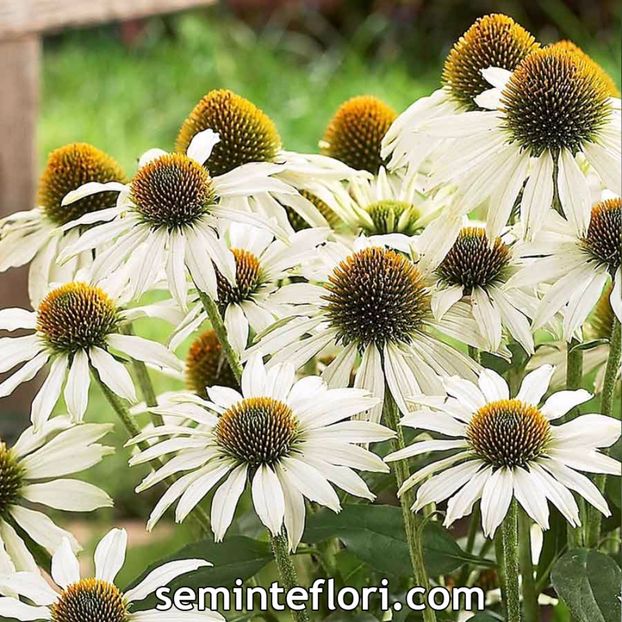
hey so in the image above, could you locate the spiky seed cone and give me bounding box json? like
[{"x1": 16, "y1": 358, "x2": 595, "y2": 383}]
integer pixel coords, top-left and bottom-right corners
[
  {"x1": 215, "y1": 248, "x2": 262, "y2": 306},
  {"x1": 51, "y1": 579, "x2": 128, "y2": 622},
  {"x1": 467, "y1": 399, "x2": 551, "y2": 468},
  {"x1": 215, "y1": 397, "x2": 298, "y2": 466},
  {"x1": 176, "y1": 89, "x2": 282, "y2": 177},
  {"x1": 501, "y1": 47, "x2": 612, "y2": 155},
  {"x1": 185, "y1": 330, "x2": 238, "y2": 397},
  {"x1": 443, "y1": 14, "x2": 539, "y2": 110},
  {"x1": 321, "y1": 96, "x2": 397, "y2": 174},
  {"x1": 0, "y1": 443, "x2": 23, "y2": 518},
  {"x1": 325, "y1": 247, "x2": 430, "y2": 348},
  {"x1": 131, "y1": 154, "x2": 215, "y2": 229},
  {"x1": 38, "y1": 143, "x2": 126, "y2": 226},
  {"x1": 581, "y1": 198, "x2": 621, "y2": 272},
  {"x1": 550, "y1": 40, "x2": 620, "y2": 97},
  {"x1": 436, "y1": 227, "x2": 511, "y2": 291},
  {"x1": 37, "y1": 282, "x2": 119, "y2": 354}
]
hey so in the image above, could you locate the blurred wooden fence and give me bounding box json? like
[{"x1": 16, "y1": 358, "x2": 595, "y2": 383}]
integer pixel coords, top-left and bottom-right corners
[{"x1": 0, "y1": 0, "x2": 214, "y2": 429}]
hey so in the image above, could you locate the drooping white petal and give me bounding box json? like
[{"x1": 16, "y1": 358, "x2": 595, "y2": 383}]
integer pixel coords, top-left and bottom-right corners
[
  {"x1": 51, "y1": 538, "x2": 80, "y2": 589},
  {"x1": 251, "y1": 465, "x2": 285, "y2": 535},
  {"x1": 107, "y1": 333, "x2": 182, "y2": 373},
  {"x1": 89, "y1": 346, "x2": 137, "y2": 403},
  {"x1": 64, "y1": 350, "x2": 90, "y2": 423},
  {"x1": 124, "y1": 559, "x2": 211, "y2": 603},
  {"x1": 211, "y1": 464, "x2": 248, "y2": 542},
  {"x1": 21, "y1": 479, "x2": 112, "y2": 512},
  {"x1": 31, "y1": 355, "x2": 67, "y2": 429},
  {"x1": 480, "y1": 467, "x2": 513, "y2": 537}
]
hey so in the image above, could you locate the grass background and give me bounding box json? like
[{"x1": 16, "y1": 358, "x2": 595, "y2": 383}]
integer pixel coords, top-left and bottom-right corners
[{"x1": 29, "y1": 3, "x2": 622, "y2": 601}]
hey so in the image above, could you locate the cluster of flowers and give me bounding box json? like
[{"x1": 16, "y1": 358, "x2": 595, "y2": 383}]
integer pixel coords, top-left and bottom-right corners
[{"x1": 0, "y1": 13, "x2": 619, "y2": 622}]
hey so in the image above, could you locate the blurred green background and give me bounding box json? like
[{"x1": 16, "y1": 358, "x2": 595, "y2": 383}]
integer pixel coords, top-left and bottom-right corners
[{"x1": 31, "y1": 0, "x2": 622, "y2": 597}]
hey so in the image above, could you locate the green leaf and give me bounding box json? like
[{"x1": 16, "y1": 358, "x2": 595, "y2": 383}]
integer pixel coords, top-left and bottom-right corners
[
  {"x1": 551, "y1": 548, "x2": 621, "y2": 622},
  {"x1": 127, "y1": 535, "x2": 273, "y2": 610},
  {"x1": 304, "y1": 504, "x2": 492, "y2": 578},
  {"x1": 570, "y1": 339, "x2": 609, "y2": 352}
]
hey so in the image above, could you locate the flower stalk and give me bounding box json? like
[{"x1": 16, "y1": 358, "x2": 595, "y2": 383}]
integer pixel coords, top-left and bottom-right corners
[
  {"x1": 499, "y1": 498, "x2": 521, "y2": 622},
  {"x1": 271, "y1": 533, "x2": 310, "y2": 622},
  {"x1": 196, "y1": 287, "x2": 243, "y2": 384},
  {"x1": 587, "y1": 317, "x2": 622, "y2": 547},
  {"x1": 518, "y1": 510, "x2": 538, "y2": 622},
  {"x1": 383, "y1": 391, "x2": 437, "y2": 622}
]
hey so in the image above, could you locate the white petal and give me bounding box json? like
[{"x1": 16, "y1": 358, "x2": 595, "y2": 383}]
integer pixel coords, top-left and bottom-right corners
[
  {"x1": 251, "y1": 464, "x2": 285, "y2": 535},
  {"x1": 540, "y1": 389, "x2": 592, "y2": 419},
  {"x1": 107, "y1": 333, "x2": 182, "y2": 373},
  {"x1": 211, "y1": 464, "x2": 247, "y2": 541},
  {"x1": 64, "y1": 350, "x2": 90, "y2": 423},
  {"x1": 21, "y1": 480, "x2": 112, "y2": 512},
  {"x1": 478, "y1": 368, "x2": 509, "y2": 402},
  {"x1": 186, "y1": 129, "x2": 221, "y2": 165},
  {"x1": 51, "y1": 538, "x2": 80, "y2": 589},
  {"x1": 61, "y1": 181, "x2": 126, "y2": 206},
  {"x1": 125, "y1": 559, "x2": 211, "y2": 603},
  {"x1": 94, "y1": 529, "x2": 127, "y2": 583},
  {"x1": 557, "y1": 149, "x2": 591, "y2": 235},
  {"x1": 0, "y1": 352, "x2": 49, "y2": 399},
  {"x1": 521, "y1": 151, "x2": 554, "y2": 239},
  {"x1": 480, "y1": 467, "x2": 513, "y2": 537},
  {"x1": 0, "y1": 308, "x2": 36, "y2": 331},
  {"x1": 516, "y1": 365, "x2": 554, "y2": 405},
  {"x1": 31, "y1": 355, "x2": 67, "y2": 429},
  {"x1": 89, "y1": 346, "x2": 137, "y2": 403},
  {"x1": 552, "y1": 414, "x2": 621, "y2": 448},
  {"x1": 513, "y1": 467, "x2": 550, "y2": 529}
]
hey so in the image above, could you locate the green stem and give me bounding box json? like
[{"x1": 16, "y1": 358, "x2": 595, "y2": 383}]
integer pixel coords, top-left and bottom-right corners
[
  {"x1": 518, "y1": 510, "x2": 538, "y2": 622},
  {"x1": 271, "y1": 533, "x2": 310, "y2": 622},
  {"x1": 384, "y1": 391, "x2": 437, "y2": 622},
  {"x1": 565, "y1": 338, "x2": 584, "y2": 548},
  {"x1": 499, "y1": 499, "x2": 521, "y2": 622},
  {"x1": 587, "y1": 318, "x2": 622, "y2": 548},
  {"x1": 196, "y1": 288, "x2": 243, "y2": 384},
  {"x1": 120, "y1": 324, "x2": 163, "y2": 425},
  {"x1": 92, "y1": 370, "x2": 212, "y2": 534}
]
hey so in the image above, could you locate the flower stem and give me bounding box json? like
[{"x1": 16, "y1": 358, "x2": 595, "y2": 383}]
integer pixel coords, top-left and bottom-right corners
[
  {"x1": 499, "y1": 499, "x2": 521, "y2": 622},
  {"x1": 565, "y1": 338, "x2": 584, "y2": 547},
  {"x1": 271, "y1": 533, "x2": 310, "y2": 622},
  {"x1": 518, "y1": 509, "x2": 538, "y2": 622},
  {"x1": 384, "y1": 391, "x2": 437, "y2": 622},
  {"x1": 587, "y1": 317, "x2": 622, "y2": 548},
  {"x1": 92, "y1": 370, "x2": 212, "y2": 534},
  {"x1": 196, "y1": 288, "x2": 243, "y2": 384}
]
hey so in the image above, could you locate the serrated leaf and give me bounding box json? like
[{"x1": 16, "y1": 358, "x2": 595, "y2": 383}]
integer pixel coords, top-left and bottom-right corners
[{"x1": 551, "y1": 548, "x2": 621, "y2": 622}]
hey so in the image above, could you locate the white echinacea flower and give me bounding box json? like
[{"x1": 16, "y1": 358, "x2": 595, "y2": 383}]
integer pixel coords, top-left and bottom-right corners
[
  {"x1": 0, "y1": 418, "x2": 112, "y2": 573},
  {"x1": 170, "y1": 222, "x2": 329, "y2": 353},
  {"x1": 510, "y1": 198, "x2": 621, "y2": 340},
  {"x1": 0, "y1": 144, "x2": 126, "y2": 302},
  {"x1": 382, "y1": 14, "x2": 540, "y2": 176},
  {"x1": 426, "y1": 224, "x2": 537, "y2": 354},
  {"x1": 415, "y1": 44, "x2": 621, "y2": 239},
  {"x1": 0, "y1": 280, "x2": 182, "y2": 427},
  {"x1": 249, "y1": 237, "x2": 495, "y2": 422},
  {"x1": 57, "y1": 128, "x2": 297, "y2": 308},
  {"x1": 0, "y1": 528, "x2": 222, "y2": 621},
  {"x1": 128, "y1": 356, "x2": 393, "y2": 551},
  {"x1": 386, "y1": 364, "x2": 621, "y2": 537}
]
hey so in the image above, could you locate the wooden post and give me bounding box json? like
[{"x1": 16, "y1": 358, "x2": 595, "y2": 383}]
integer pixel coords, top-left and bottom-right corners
[{"x1": 0, "y1": 35, "x2": 41, "y2": 436}]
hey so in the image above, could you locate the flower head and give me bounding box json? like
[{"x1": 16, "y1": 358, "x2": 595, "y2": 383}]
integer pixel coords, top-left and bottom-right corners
[
  {"x1": 0, "y1": 143, "x2": 126, "y2": 302},
  {"x1": 443, "y1": 14, "x2": 540, "y2": 110},
  {"x1": 0, "y1": 529, "x2": 221, "y2": 621},
  {"x1": 250, "y1": 238, "x2": 494, "y2": 421},
  {"x1": 321, "y1": 96, "x2": 397, "y2": 174},
  {"x1": 176, "y1": 89, "x2": 281, "y2": 176},
  {"x1": 129, "y1": 356, "x2": 391, "y2": 551},
  {"x1": 386, "y1": 364, "x2": 620, "y2": 536},
  {"x1": 0, "y1": 418, "x2": 112, "y2": 572},
  {"x1": 0, "y1": 280, "x2": 182, "y2": 427}
]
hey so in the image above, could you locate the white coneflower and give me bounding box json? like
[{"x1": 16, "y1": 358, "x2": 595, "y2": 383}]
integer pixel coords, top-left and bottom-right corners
[
  {"x1": 0, "y1": 144, "x2": 126, "y2": 302},
  {"x1": 308, "y1": 166, "x2": 452, "y2": 240},
  {"x1": 248, "y1": 238, "x2": 497, "y2": 421},
  {"x1": 176, "y1": 89, "x2": 360, "y2": 233},
  {"x1": 429, "y1": 226, "x2": 537, "y2": 353},
  {"x1": 510, "y1": 198, "x2": 621, "y2": 340},
  {"x1": 416, "y1": 45, "x2": 621, "y2": 239},
  {"x1": 57, "y1": 128, "x2": 301, "y2": 308},
  {"x1": 0, "y1": 529, "x2": 221, "y2": 621},
  {"x1": 170, "y1": 222, "x2": 328, "y2": 353},
  {"x1": 386, "y1": 365, "x2": 620, "y2": 537},
  {"x1": 128, "y1": 356, "x2": 392, "y2": 551},
  {"x1": 0, "y1": 418, "x2": 112, "y2": 572},
  {"x1": 0, "y1": 280, "x2": 182, "y2": 427},
  {"x1": 382, "y1": 14, "x2": 540, "y2": 175}
]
